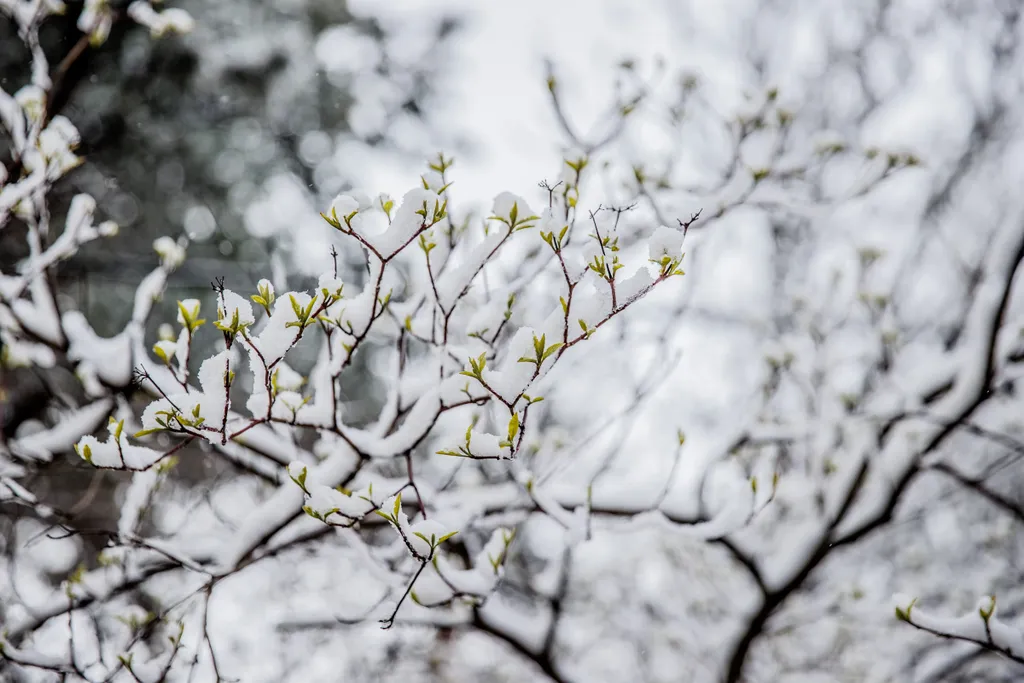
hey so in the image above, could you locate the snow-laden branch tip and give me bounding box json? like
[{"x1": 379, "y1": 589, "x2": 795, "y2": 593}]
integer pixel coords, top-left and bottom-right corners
[{"x1": 893, "y1": 594, "x2": 1024, "y2": 666}]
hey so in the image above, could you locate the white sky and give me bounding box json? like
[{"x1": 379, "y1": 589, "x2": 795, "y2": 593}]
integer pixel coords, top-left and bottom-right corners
[{"x1": 345, "y1": 0, "x2": 749, "y2": 204}]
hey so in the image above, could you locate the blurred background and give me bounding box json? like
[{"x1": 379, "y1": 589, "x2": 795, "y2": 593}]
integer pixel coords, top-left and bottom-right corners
[
  {"x1": 0, "y1": 0, "x2": 460, "y2": 333},
  {"x1": 4, "y1": 0, "x2": 1024, "y2": 681}
]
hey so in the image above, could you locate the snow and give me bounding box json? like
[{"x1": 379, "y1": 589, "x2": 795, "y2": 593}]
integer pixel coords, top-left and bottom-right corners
[
  {"x1": 216, "y1": 289, "x2": 256, "y2": 330},
  {"x1": 342, "y1": 389, "x2": 444, "y2": 458},
  {"x1": 616, "y1": 266, "x2": 655, "y2": 303},
  {"x1": 138, "y1": 349, "x2": 231, "y2": 438},
  {"x1": 127, "y1": 1, "x2": 196, "y2": 37},
  {"x1": 356, "y1": 187, "x2": 440, "y2": 258},
  {"x1": 272, "y1": 361, "x2": 304, "y2": 392},
  {"x1": 0, "y1": 639, "x2": 71, "y2": 672},
  {"x1": 648, "y1": 225, "x2": 685, "y2": 261},
  {"x1": 893, "y1": 593, "x2": 1024, "y2": 659},
  {"x1": 62, "y1": 311, "x2": 134, "y2": 387},
  {"x1": 118, "y1": 468, "x2": 161, "y2": 538},
  {"x1": 11, "y1": 278, "x2": 64, "y2": 347},
  {"x1": 153, "y1": 339, "x2": 177, "y2": 363},
  {"x1": 16, "y1": 518, "x2": 81, "y2": 576},
  {"x1": 491, "y1": 192, "x2": 534, "y2": 223},
  {"x1": 303, "y1": 480, "x2": 379, "y2": 523},
  {"x1": 9, "y1": 399, "x2": 114, "y2": 462},
  {"x1": 176, "y1": 299, "x2": 201, "y2": 326},
  {"x1": 75, "y1": 419, "x2": 165, "y2": 470},
  {"x1": 434, "y1": 229, "x2": 507, "y2": 312},
  {"x1": 838, "y1": 218, "x2": 1024, "y2": 537},
  {"x1": 464, "y1": 298, "x2": 507, "y2": 338},
  {"x1": 316, "y1": 273, "x2": 344, "y2": 299},
  {"x1": 218, "y1": 441, "x2": 362, "y2": 569},
  {"x1": 330, "y1": 193, "x2": 360, "y2": 219},
  {"x1": 477, "y1": 594, "x2": 550, "y2": 655},
  {"x1": 152, "y1": 236, "x2": 186, "y2": 269},
  {"x1": 410, "y1": 528, "x2": 511, "y2": 605}
]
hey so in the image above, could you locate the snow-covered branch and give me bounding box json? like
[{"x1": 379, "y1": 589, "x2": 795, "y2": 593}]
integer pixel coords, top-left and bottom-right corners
[{"x1": 894, "y1": 594, "x2": 1024, "y2": 666}]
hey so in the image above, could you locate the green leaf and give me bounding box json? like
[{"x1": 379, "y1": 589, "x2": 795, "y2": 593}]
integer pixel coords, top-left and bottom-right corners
[
  {"x1": 320, "y1": 211, "x2": 341, "y2": 229},
  {"x1": 507, "y1": 413, "x2": 520, "y2": 443},
  {"x1": 979, "y1": 596, "x2": 996, "y2": 621},
  {"x1": 294, "y1": 466, "x2": 308, "y2": 493},
  {"x1": 68, "y1": 563, "x2": 86, "y2": 584},
  {"x1": 393, "y1": 492, "x2": 402, "y2": 520},
  {"x1": 153, "y1": 344, "x2": 170, "y2": 363},
  {"x1": 894, "y1": 598, "x2": 916, "y2": 622},
  {"x1": 421, "y1": 239, "x2": 436, "y2": 254},
  {"x1": 540, "y1": 342, "x2": 562, "y2": 364},
  {"x1": 176, "y1": 300, "x2": 191, "y2": 325}
]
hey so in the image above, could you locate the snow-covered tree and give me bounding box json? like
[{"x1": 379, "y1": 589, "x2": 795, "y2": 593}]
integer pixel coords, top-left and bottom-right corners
[
  {"x1": 2, "y1": 4, "x2": 707, "y2": 681},
  {"x1": 4, "y1": 1, "x2": 1024, "y2": 682},
  {"x1": 498, "y1": 1, "x2": 1024, "y2": 681}
]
